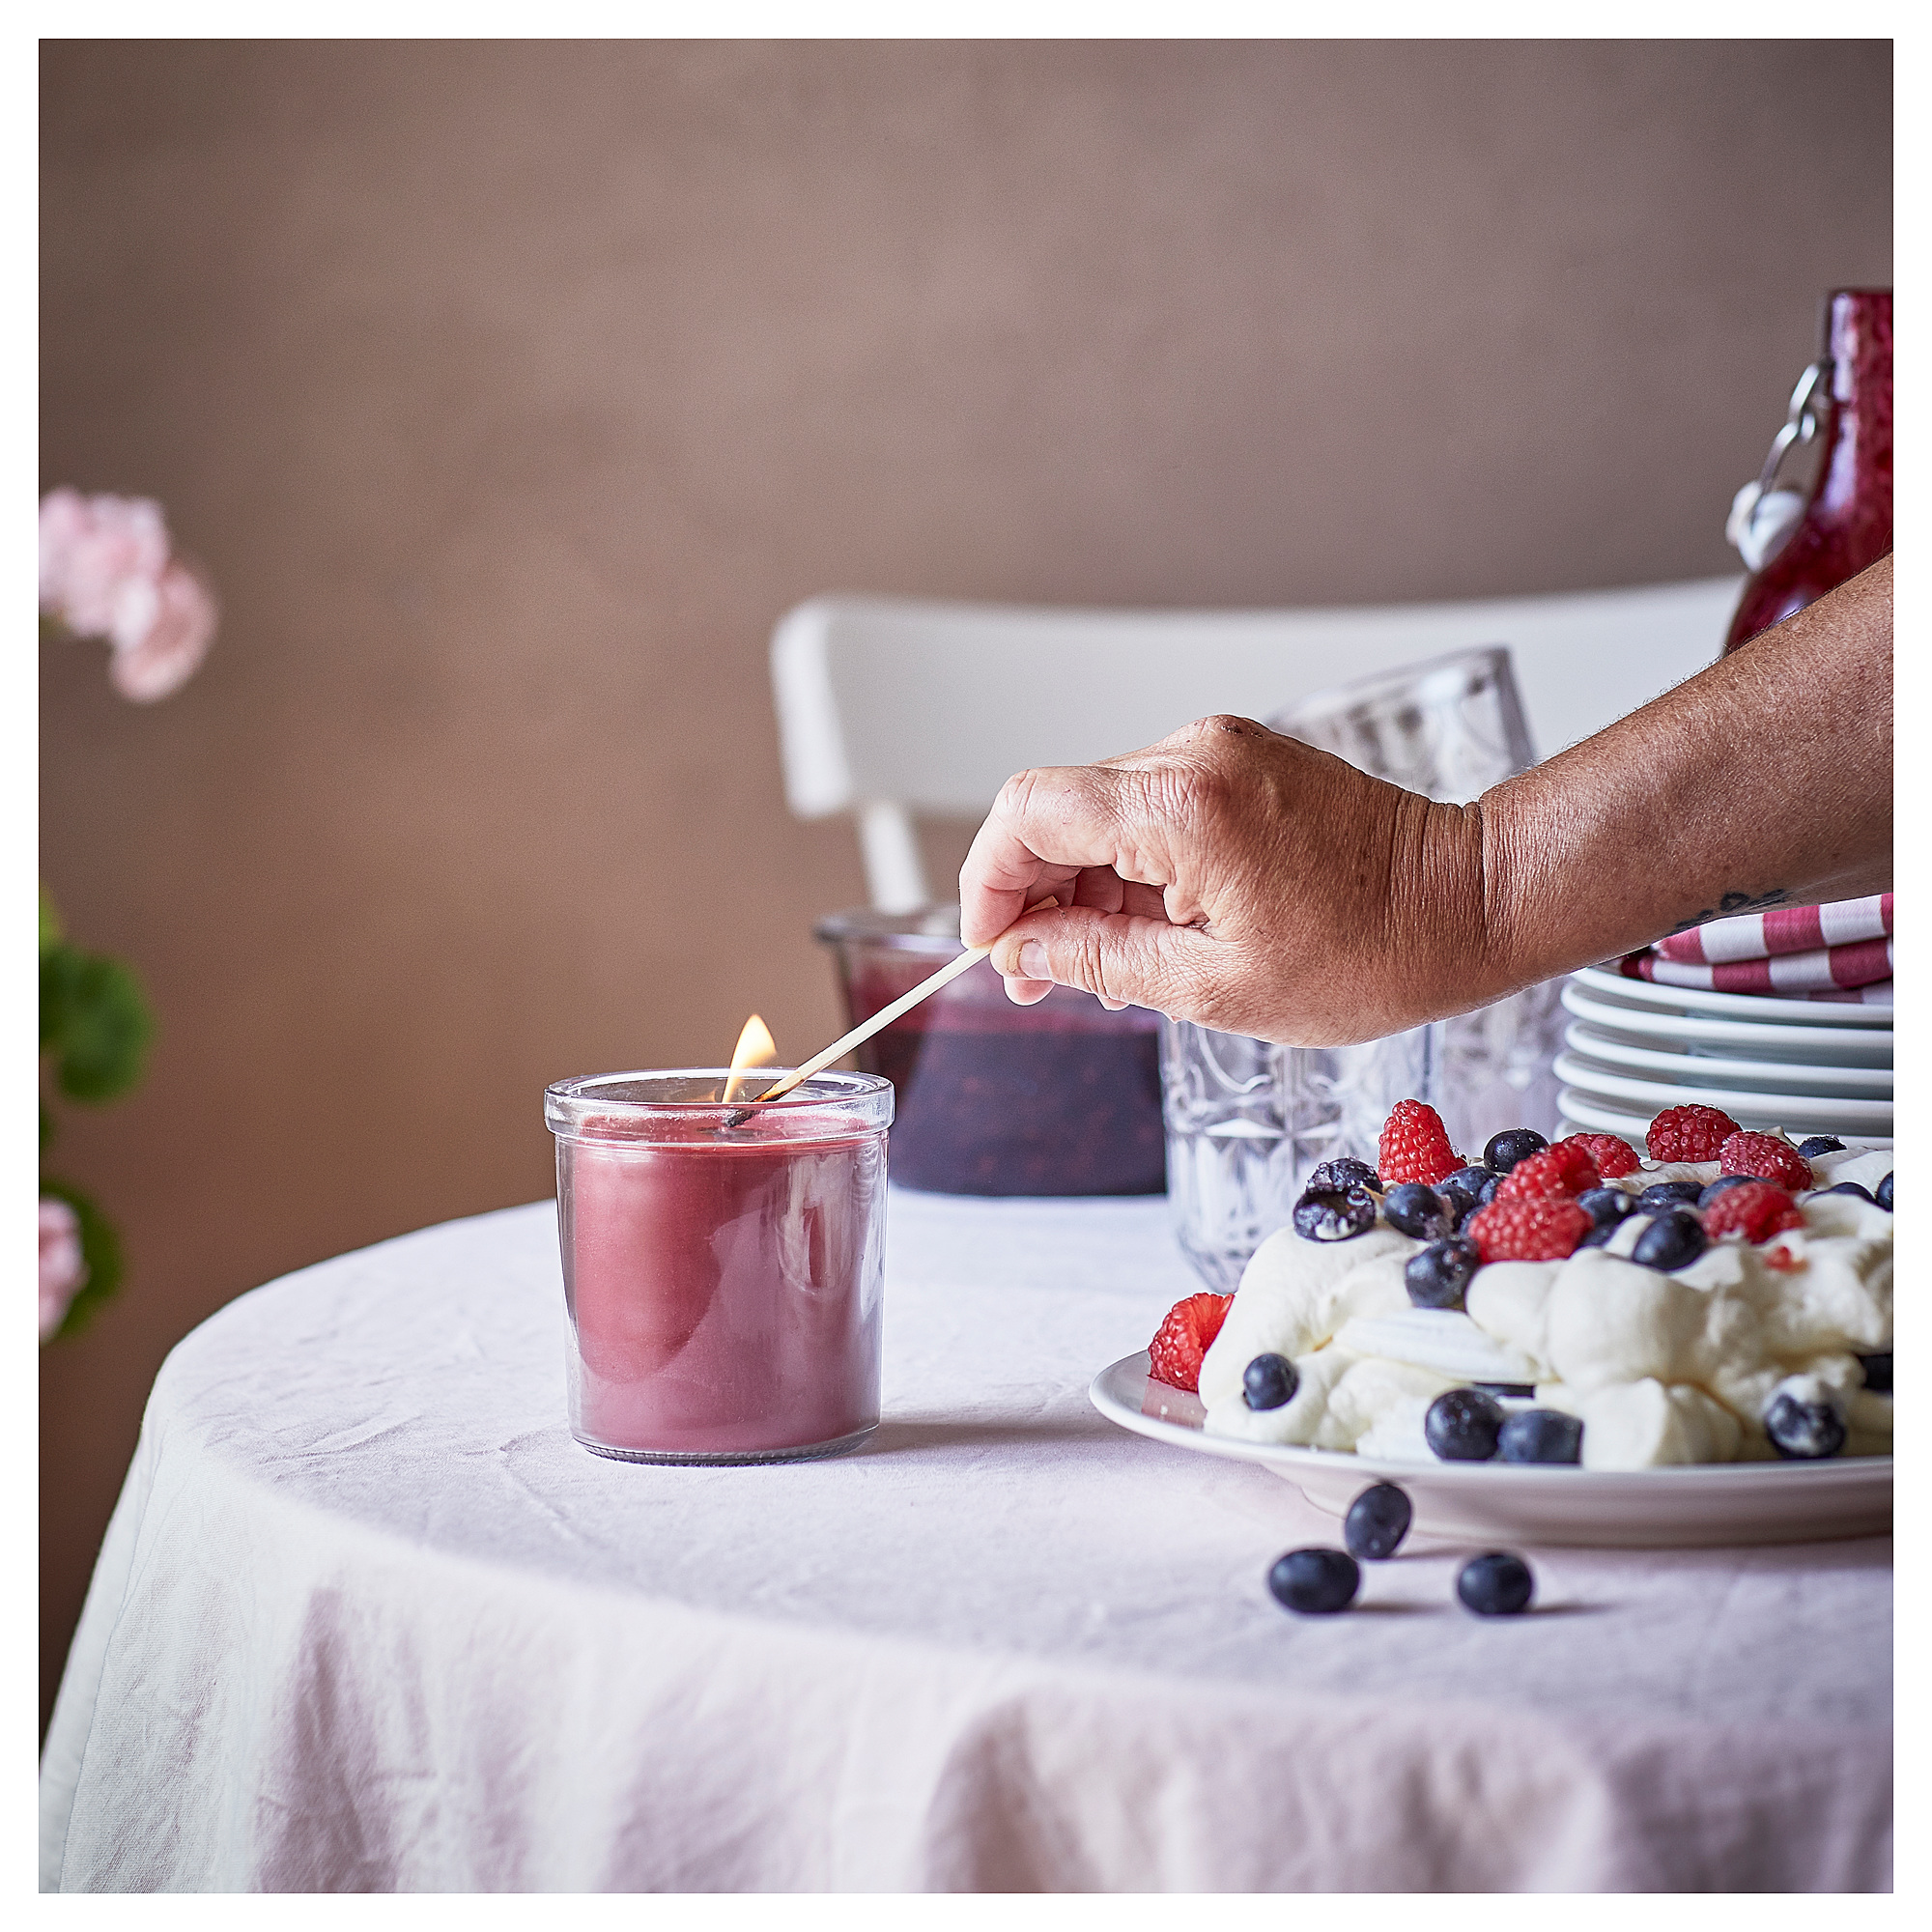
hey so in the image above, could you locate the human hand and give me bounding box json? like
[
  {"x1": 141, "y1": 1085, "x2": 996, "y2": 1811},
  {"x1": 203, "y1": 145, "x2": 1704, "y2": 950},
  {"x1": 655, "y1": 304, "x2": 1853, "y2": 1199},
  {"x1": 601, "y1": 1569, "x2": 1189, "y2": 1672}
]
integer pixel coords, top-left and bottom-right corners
[{"x1": 958, "y1": 714, "x2": 1498, "y2": 1046}]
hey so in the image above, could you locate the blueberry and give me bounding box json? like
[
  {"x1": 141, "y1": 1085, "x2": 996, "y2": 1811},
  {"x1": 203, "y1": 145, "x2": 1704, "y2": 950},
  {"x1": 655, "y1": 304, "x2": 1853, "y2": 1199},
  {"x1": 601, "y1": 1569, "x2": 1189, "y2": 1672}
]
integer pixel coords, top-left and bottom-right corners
[
  {"x1": 1578, "y1": 1219, "x2": 1619, "y2": 1249},
  {"x1": 1637, "y1": 1180, "x2": 1705, "y2": 1211},
  {"x1": 1424, "y1": 1386, "x2": 1504, "y2": 1461},
  {"x1": 1457, "y1": 1550, "x2": 1535, "y2": 1616},
  {"x1": 1498, "y1": 1408, "x2": 1584, "y2": 1463},
  {"x1": 1383, "y1": 1181, "x2": 1453, "y2": 1239},
  {"x1": 1306, "y1": 1156, "x2": 1378, "y2": 1194},
  {"x1": 1698, "y1": 1175, "x2": 1758, "y2": 1208},
  {"x1": 1267, "y1": 1547, "x2": 1361, "y2": 1614},
  {"x1": 1632, "y1": 1209, "x2": 1707, "y2": 1271},
  {"x1": 1344, "y1": 1482, "x2": 1413, "y2": 1561},
  {"x1": 1764, "y1": 1390, "x2": 1847, "y2": 1460},
  {"x1": 1405, "y1": 1236, "x2": 1480, "y2": 1310},
  {"x1": 1877, "y1": 1172, "x2": 1893, "y2": 1211},
  {"x1": 1577, "y1": 1186, "x2": 1634, "y2": 1232},
  {"x1": 1484, "y1": 1129, "x2": 1548, "y2": 1176},
  {"x1": 1293, "y1": 1185, "x2": 1378, "y2": 1242},
  {"x1": 1475, "y1": 1173, "x2": 1503, "y2": 1207},
  {"x1": 1798, "y1": 1136, "x2": 1845, "y2": 1157},
  {"x1": 1243, "y1": 1352, "x2": 1298, "y2": 1410},
  {"x1": 1443, "y1": 1164, "x2": 1493, "y2": 1196},
  {"x1": 1438, "y1": 1180, "x2": 1478, "y2": 1230},
  {"x1": 1859, "y1": 1352, "x2": 1892, "y2": 1394},
  {"x1": 1822, "y1": 1181, "x2": 1876, "y2": 1204}
]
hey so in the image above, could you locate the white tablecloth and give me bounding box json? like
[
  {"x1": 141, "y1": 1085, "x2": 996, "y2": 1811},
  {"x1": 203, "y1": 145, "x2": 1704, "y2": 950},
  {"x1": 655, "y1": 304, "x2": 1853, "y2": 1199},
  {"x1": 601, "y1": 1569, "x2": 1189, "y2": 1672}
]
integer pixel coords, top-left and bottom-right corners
[{"x1": 41, "y1": 1193, "x2": 1892, "y2": 1892}]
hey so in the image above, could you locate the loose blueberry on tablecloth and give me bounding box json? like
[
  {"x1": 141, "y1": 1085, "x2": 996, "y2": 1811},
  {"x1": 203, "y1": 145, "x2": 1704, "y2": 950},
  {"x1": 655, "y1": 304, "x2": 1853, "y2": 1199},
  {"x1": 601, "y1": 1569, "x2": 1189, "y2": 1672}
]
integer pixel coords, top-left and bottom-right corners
[
  {"x1": 1458, "y1": 1551, "x2": 1535, "y2": 1616},
  {"x1": 1343, "y1": 1482, "x2": 1413, "y2": 1561},
  {"x1": 1267, "y1": 1547, "x2": 1361, "y2": 1615}
]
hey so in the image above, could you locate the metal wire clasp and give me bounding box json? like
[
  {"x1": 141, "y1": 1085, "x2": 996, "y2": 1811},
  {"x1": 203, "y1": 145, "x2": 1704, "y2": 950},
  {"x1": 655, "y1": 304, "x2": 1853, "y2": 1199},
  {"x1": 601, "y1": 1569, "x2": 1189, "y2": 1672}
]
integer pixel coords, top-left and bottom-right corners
[{"x1": 1726, "y1": 361, "x2": 1831, "y2": 570}]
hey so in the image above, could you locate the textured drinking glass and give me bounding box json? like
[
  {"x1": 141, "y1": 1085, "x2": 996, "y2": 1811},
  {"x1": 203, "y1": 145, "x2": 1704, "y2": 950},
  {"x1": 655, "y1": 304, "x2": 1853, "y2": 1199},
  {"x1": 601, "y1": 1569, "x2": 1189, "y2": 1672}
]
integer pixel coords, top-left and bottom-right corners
[
  {"x1": 546, "y1": 1069, "x2": 892, "y2": 1463},
  {"x1": 1160, "y1": 645, "x2": 1561, "y2": 1291}
]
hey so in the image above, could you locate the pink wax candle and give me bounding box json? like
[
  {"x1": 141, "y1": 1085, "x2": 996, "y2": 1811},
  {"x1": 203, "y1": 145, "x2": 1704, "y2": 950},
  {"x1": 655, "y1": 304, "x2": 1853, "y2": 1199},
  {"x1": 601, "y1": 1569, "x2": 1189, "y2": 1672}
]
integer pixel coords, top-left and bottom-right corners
[{"x1": 545, "y1": 1070, "x2": 892, "y2": 1463}]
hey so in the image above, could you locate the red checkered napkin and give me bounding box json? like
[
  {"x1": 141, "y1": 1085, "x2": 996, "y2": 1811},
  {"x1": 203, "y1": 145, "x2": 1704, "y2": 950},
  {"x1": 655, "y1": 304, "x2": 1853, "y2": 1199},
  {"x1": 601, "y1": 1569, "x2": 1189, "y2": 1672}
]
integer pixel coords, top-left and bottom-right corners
[{"x1": 1654, "y1": 893, "x2": 1891, "y2": 963}]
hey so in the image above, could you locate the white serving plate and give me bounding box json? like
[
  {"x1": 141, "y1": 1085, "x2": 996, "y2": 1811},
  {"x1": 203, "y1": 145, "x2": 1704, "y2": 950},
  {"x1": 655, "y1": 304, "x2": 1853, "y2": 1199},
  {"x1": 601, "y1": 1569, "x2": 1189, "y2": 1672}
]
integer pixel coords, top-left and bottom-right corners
[
  {"x1": 1562, "y1": 1022, "x2": 1894, "y2": 1098},
  {"x1": 1556, "y1": 1087, "x2": 1892, "y2": 1151},
  {"x1": 1552, "y1": 1052, "x2": 1893, "y2": 1136},
  {"x1": 1570, "y1": 965, "x2": 1892, "y2": 1027},
  {"x1": 1561, "y1": 982, "x2": 1892, "y2": 1067},
  {"x1": 1090, "y1": 1353, "x2": 1891, "y2": 1548}
]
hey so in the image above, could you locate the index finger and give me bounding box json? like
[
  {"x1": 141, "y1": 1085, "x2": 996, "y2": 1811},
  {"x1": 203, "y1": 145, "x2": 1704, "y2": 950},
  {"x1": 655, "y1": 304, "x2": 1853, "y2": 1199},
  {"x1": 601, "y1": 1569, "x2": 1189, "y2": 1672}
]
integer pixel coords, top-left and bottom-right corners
[{"x1": 958, "y1": 762, "x2": 1188, "y2": 949}]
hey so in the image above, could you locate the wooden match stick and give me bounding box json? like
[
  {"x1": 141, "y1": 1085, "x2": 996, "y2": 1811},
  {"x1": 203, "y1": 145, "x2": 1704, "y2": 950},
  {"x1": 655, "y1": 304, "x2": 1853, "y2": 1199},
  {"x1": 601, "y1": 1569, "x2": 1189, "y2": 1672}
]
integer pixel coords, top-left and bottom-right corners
[{"x1": 724, "y1": 899, "x2": 1058, "y2": 1119}]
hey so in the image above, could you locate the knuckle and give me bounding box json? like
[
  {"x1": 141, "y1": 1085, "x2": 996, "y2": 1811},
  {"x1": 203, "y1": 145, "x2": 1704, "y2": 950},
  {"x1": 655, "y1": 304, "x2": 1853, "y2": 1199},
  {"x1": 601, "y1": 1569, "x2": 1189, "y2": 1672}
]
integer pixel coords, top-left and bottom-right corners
[{"x1": 996, "y1": 768, "x2": 1042, "y2": 821}]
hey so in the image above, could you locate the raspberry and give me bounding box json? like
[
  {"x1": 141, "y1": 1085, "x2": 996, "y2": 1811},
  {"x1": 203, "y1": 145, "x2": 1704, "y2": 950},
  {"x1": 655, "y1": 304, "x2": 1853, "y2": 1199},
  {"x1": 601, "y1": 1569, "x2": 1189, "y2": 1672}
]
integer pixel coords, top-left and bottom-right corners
[
  {"x1": 1148, "y1": 1292, "x2": 1232, "y2": 1392},
  {"x1": 1554, "y1": 1132, "x2": 1640, "y2": 1180},
  {"x1": 1703, "y1": 1180, "x2": 1804, "y2": 1243},
  {"x1": 1719, "y1": 1130, "x2": 1813, "y2": 1193},
  {"x1": 1496, "y1": 1142, "x2": 1601, "y2": 1203},
  {"x1": 1378, "y1": 1099, "x2": 1461, "y2": 1186},
  {"x1": 1646, "y1": 1105, "x2": 1740, "y2": 1163},
  {"x1": 1466, "y1": 1196, "x2": 1592, "y2": 1263}
]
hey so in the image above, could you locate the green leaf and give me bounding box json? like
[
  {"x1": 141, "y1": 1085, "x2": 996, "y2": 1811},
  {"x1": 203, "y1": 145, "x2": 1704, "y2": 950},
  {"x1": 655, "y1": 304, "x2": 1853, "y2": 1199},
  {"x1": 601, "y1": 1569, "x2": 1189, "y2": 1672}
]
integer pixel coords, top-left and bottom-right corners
[
  {"x1": 39, "y1": 1176, "x2": 125, "y2": 1344},
  {"x1": 42, "y1": 947, "x2": 153, "y2": 1102}
]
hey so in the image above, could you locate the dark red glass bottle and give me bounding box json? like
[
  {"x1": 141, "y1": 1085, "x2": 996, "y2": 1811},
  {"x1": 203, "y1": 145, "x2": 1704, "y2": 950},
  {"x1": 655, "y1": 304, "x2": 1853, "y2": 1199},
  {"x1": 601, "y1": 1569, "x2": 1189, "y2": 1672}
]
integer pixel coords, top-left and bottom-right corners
[{"x1": 1724, "y1": 289, "x2": 1891, "y2": 653}]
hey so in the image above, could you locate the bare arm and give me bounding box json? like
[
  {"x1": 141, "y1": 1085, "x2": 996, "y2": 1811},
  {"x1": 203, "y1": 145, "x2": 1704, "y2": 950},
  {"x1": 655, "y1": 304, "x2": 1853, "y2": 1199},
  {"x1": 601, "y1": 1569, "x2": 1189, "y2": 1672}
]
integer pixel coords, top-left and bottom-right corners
[
  {"x1": 958, "y1": 555, "x2": 1891, "y2": 1045},
  {"x1": 1484, "y1": 553, "x2": 1892, "y2": 982}
]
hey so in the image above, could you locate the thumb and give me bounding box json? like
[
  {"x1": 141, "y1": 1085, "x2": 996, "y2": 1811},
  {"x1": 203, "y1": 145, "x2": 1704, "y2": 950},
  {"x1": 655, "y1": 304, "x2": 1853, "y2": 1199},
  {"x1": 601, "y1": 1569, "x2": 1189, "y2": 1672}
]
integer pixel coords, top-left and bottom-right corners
[{"x1": 986, "y1": 903, "x2": 1214, "y2": 1016}]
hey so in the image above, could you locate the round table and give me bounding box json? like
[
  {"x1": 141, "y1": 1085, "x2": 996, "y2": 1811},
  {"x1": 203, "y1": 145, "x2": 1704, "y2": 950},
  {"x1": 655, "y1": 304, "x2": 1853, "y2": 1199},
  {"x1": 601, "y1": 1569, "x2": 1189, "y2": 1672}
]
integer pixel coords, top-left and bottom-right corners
[{"x1": 41, "y1": 1193, "x2": 1892, "y2": 1891}]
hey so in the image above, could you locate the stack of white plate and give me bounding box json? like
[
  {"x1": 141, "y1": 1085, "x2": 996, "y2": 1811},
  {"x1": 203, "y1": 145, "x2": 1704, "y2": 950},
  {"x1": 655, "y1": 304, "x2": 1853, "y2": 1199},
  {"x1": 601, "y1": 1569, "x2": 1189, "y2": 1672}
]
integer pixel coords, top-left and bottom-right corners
[{"x1": 1556, "y1": 966, "x2": 1892, "y2": 1148}]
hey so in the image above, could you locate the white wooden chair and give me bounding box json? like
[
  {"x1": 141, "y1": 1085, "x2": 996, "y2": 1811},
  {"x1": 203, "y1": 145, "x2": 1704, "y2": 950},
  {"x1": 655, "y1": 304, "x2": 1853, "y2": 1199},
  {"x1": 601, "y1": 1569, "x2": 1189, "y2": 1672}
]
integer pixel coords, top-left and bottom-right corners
[{"x1": 770, "y1": 579, "x2": 1741, "y2": 911}]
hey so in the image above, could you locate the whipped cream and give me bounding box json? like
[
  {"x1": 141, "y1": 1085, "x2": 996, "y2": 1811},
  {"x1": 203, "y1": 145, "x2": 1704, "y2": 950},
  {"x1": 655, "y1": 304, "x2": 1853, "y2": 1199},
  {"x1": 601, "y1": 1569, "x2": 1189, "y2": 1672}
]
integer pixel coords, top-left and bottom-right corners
[{"x1": 1199, "y1": 1141, "x2": 1892, "y2": 1469}]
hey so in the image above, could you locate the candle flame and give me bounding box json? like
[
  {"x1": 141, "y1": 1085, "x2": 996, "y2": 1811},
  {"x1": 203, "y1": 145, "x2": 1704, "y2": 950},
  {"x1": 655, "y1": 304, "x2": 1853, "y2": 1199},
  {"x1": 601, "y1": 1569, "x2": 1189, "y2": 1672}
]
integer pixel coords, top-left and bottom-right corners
[{"x1": 720, "y1": 1013, "x2": 779, "y2": 1102}]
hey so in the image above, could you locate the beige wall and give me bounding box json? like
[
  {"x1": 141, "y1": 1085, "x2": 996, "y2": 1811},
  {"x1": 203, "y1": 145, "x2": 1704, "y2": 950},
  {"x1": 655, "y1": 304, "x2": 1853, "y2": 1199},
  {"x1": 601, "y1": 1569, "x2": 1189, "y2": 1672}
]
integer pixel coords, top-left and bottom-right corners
[{"x1": 40, "y1": 40, "x2": 1890, "y2": 1727}]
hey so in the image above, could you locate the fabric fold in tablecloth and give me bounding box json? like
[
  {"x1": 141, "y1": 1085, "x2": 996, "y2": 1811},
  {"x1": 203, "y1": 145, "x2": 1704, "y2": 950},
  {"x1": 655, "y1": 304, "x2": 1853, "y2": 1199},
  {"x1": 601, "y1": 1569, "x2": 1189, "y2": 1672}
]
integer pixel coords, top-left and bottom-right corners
[{"x1": 39, "y1": 1198, "x2": 1893, "y2": 1893}]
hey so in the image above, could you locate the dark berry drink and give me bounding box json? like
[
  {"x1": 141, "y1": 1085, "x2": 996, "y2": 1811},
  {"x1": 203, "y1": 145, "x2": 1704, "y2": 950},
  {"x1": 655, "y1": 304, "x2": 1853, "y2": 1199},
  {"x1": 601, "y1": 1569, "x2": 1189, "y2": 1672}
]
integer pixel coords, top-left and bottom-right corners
[{"x1": 818, "y1": 907, "x2": 1166, "y2": 1197}]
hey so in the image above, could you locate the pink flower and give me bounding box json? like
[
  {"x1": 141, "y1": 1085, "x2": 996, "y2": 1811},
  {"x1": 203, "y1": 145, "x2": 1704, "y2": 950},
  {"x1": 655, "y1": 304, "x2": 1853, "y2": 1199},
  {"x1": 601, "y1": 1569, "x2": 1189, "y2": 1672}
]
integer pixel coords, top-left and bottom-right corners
[
  {"x1": 39, "y1": 489, "x2": 170, "y2": 638},
  {"x1": 39, "y1": 488, "x2": 215, "y2": 701},
  {"x1": 108, "y1": 556, "x2": 219, "y2": 702},
  {"x1": 40, "y1": 1198, "x2": 88, "y2": 1343}
]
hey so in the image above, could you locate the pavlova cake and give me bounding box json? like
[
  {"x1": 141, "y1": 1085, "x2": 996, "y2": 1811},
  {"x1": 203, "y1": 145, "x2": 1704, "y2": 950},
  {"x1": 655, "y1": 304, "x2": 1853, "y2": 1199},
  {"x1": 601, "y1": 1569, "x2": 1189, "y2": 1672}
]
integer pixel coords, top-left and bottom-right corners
[{"x1": 1146, "y1": 1100, "x2": 1892, "y2": 1472}]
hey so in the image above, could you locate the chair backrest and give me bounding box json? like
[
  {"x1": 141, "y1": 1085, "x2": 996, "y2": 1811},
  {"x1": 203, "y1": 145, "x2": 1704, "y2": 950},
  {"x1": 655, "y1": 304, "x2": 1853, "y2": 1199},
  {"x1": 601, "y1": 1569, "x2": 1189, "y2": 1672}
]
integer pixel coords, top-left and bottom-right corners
[{"x1": 771, "y1": 577, "x2": 1741, "y2": 909}]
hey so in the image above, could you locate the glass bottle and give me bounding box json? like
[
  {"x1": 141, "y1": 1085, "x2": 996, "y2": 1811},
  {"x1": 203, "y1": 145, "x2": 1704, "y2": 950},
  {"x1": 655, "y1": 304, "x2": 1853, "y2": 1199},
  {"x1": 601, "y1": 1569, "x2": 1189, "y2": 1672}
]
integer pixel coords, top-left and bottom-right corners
[{"x1": 1725, "y1": 289, "x2": 1891, "y2": 653}]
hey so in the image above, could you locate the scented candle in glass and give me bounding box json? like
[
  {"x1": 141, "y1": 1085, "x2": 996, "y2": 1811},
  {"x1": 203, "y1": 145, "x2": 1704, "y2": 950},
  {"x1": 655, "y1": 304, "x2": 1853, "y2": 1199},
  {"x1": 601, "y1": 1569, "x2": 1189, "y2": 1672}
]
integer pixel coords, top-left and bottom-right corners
[{"x1": 545, "y1": 1069, "x2": 892, "y2": 1463}]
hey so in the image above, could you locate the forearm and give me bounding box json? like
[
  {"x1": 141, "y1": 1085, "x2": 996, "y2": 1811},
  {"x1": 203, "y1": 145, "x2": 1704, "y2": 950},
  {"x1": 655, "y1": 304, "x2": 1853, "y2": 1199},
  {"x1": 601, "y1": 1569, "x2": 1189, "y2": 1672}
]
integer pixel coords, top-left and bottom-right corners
[{"x1": 1478, "y1": 554, "x2": 1892, "y2": 993}]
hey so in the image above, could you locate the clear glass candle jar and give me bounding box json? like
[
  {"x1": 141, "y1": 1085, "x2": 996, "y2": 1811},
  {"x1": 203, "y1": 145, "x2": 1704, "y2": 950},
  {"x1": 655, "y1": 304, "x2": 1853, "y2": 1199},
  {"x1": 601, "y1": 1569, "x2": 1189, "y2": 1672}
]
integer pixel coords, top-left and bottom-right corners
[{"x1": 545, "y1": 1069, "x2": 892, "y2": 1463}]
